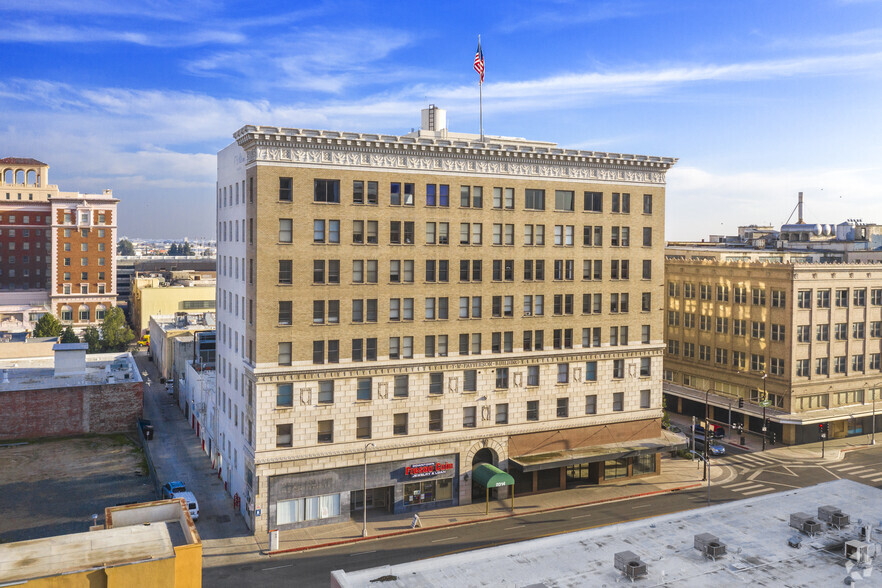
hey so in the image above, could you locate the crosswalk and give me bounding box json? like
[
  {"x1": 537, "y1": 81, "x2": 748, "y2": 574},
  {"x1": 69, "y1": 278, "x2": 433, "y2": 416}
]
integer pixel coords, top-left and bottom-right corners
[
  {"x1": 720, "y1": 452, "x2": 787, "y2": 471},
  {"x1": 825, "y1": 462, "x2": 882, "y2": 483},
  {"x1": 719, "y1": 480, "x2": 777, "y2": 496}
]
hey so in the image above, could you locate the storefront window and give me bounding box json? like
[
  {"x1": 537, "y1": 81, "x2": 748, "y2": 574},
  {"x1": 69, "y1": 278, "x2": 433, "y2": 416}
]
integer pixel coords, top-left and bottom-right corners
[
  {"x1": 276, "y1": 493, "x2": 341, "y2": 525},
  {"x1": 632, "y1": 454, "x2": 656, "y2": 476},
  {"x1": 604, "y1": 458, "x2": 629, "y2": 480},
  {"x1": 436, "y1": 478, "x2": 452, "y2": 501},
  {"x1": 537, "y1": 468, "x2": 561, "y2": 491},
  {"x1": 405, "y1": 479, "x2": 452, "y2": 505}
]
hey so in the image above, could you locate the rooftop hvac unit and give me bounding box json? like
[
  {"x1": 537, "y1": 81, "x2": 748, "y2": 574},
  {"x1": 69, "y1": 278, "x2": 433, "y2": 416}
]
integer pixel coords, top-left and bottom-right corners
[
  {"x1": 818, "y1": 505, "x2": 850, "y2": 529},
  {"x1": 614, "y1": 551, "x2": 647, "y2": 581},
  {"x1": 844, "y1": 540, "x2": 876, "y2": 564},
  {"x1": 790, "y1": 512, "x2": 823, "y2": 536},
  {"x1": 694, "y1": 533, "x2": 727, "y2": 560}
]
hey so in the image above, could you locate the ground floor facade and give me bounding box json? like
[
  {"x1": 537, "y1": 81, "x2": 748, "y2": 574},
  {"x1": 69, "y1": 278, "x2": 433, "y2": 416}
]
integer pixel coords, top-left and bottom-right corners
[
  {"x1": 664, "y1": 383, "x2": 882, "y2": 447},
  {"x1": 247, "y1": 418, "x2": 683, "y2": 534}
]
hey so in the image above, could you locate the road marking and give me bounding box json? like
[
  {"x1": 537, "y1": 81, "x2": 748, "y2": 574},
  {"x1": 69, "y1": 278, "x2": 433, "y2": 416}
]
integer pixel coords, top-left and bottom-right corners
[
  {"x1": 729, "y1": 484, "x2": 764, "y2": 493},
  {"x1": 262, "y1": 564, "x2": 293, "y2": 571},
  {"x1": 867, "y1": 476, "x2": 882, "y2": 483},
  {"x1": 504, "y1": 525, "x2": 523, "y2": 530},
  {"x1": 431, "y1": 536, "x2": 459, "y2": 543},
  {"x1": 741, "y1": 487, "x2": 776, "y2": 496},
  {"x1": 832, "y1": 464, "x2": 866, "y2": 472},
  {"x1": 571, "y1": 514, "x2": 593, "y2": 519},
  {"x1": 350, "y1": 550, "x2": 376, "y2": 556},
  {"x1": 857, "y1": 471, "x2": 881, "y2": 479},
  {"x1": 723, "y1": 481, "x2": 757, "y2": 489},
  {"x1": 631, "y1": 504, "x2": 653, "y2": 509}
]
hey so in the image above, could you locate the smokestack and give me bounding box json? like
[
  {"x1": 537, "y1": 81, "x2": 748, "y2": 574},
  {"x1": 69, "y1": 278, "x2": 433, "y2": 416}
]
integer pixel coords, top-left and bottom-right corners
[{"x1": 798, "y1": 192, "x2": 804, "y2": 224}]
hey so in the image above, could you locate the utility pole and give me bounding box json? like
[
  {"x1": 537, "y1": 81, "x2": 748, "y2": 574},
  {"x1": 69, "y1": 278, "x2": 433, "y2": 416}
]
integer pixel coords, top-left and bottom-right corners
[
  {"x1": 761, "y1": 373, "x2": 768, "y2": 452},
  {"x1": 362, "y1": 442, "x2": 375, "y2": 537},
  {"x1": 703, "y1": 388, "x2": 711, "y2": 482}
]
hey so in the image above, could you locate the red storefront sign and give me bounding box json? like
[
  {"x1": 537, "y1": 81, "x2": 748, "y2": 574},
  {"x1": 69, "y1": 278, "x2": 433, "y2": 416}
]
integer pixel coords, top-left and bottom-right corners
[{"x1": 405, "y1": 461, "x2": 454, "y2": 478}]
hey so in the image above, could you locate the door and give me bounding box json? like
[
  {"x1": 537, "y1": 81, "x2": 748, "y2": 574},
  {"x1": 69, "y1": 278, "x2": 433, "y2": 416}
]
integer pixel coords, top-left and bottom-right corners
[{"x1": 472, "y1": 448, "x2": 496, "y2": 500}]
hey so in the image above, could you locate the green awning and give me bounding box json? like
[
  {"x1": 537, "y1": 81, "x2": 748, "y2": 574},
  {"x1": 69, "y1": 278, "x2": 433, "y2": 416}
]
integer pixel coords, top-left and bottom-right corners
[{"x1": 472, "y1": 463, "x2": 514, "y2": 488}]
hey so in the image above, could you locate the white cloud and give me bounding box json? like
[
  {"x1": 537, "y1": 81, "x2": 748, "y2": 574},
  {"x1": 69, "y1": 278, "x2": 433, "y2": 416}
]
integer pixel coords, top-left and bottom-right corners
[
  {"x1": 498, "y1": 0, "x2": 652, "y2": 33},
  {"x1": 0, "y1": 20, "x2": 244, "y2": 46},
  {"x1": 666, "y1": 164, "x2": 882, "y2": 240}
]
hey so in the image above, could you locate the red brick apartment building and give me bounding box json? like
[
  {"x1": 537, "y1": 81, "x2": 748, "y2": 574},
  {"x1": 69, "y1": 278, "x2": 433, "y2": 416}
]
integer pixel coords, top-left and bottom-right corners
[{"x1": 0, "y1": 158, "x2": 118, "y2": 329}]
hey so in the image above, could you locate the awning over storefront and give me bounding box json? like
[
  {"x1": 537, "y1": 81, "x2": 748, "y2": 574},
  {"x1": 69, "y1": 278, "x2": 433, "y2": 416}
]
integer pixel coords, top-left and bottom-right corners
[
  {"x1": 472, "y1": 463, "x2": 514, "y2": 488},
  {"x1": 509, "y1": 431, "x2": 687, "y2": 473}
]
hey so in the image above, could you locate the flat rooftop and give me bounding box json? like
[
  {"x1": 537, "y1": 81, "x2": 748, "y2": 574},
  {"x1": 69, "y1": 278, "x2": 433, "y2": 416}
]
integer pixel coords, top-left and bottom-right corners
[
  {"x1": 0, "y1": 523, "x2": 173, "y2": 583},
  {"x1": 151, "y1": 312, "x2": 216, "y2": 333},
  {"x1": 0, "y1": 352, "x2": 140, "y2": 392},
  {"x1": 332, "y1": 479, "x2": 882, "y2": 587}
]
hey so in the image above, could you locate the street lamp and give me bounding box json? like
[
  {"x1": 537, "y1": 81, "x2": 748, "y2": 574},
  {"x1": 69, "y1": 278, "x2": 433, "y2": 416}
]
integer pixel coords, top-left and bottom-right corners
[
  {"x1": 362, "y1": 442, "x2": 375, "y2": 538},
  {"x1": 761, "y1": 373, "x2": 768, "y2": 452},
  {"x1": 871, "y1": 385, "x2": 877, "y2": 446},
  {"x1": 703, "y1": 388, "x2": 712, "y2": 482}
]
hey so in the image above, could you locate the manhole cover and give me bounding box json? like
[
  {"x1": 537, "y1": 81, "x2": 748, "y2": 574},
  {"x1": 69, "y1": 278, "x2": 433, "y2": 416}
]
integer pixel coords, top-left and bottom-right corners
[{"x1": 216, "y1": 515, "x2": 231, "y2": 523}]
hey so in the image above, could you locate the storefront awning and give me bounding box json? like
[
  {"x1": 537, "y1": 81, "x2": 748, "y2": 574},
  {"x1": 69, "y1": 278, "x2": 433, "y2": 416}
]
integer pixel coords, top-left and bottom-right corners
[
  {"x1": 472, "y1": 463, "x2": 514, "y2": 488},
  {"x1": 509, "y1": 431, "x2": 687, "y2": 473}
]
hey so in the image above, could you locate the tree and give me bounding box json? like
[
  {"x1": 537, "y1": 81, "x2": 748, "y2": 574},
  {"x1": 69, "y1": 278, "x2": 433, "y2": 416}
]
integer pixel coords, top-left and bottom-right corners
[
  {"x1": 100, "y1": 307, "x2": 134, "y2": 352},
  {"x1": 82, "y1": 327, "x2": 102, "y2": 353},
  {"x1": 60, "y1": 326, "x2": 80, "y2": 344},
  {"x1": 182, "y1": 241, "x2": 193, "y2": 256},
  {"x1": 117, "y1": 238, "x2": 135, "y2": 256},
  {"x1": 33, "y1": 313, "x2": 63, "y2": 337},
  {"x1": 168, "y1": 243, "x2": 179, "y2": 256}
]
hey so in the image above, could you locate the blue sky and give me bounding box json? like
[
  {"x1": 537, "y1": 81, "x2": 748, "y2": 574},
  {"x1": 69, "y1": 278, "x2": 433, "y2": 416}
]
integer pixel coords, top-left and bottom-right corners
[{"x1": 3, "y1": 0, "x2": 882, "y2": 239}]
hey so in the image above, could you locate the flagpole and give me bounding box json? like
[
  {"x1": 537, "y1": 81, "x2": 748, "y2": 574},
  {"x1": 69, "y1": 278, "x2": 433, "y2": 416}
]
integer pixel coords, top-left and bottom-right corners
[{"x1": 479, "y1": 34, "x2": 484, "y2": 142}]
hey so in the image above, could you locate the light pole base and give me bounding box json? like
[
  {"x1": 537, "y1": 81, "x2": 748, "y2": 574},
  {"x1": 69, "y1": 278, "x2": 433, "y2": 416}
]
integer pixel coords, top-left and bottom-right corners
[{"x1": 362, "y1": 529, "x2": 368, "y2": 538}]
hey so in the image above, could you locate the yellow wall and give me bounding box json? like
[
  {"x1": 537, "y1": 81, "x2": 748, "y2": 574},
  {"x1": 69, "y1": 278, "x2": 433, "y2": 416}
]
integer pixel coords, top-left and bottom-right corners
[
  {"x1": 173, "y1": 542, "x2": 203, "y2": 588},
  {"x1": 20, "y1": 556, "x2": 177, "y2": 587},
  {"x1": 131, "y1": 280, "x2": 215, "y2": 336}
]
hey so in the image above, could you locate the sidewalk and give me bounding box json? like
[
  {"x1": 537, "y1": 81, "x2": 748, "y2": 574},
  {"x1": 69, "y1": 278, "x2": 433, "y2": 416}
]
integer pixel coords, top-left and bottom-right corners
[{"x1": 253, "y1": 456, "x2": 705, "y2": 556}]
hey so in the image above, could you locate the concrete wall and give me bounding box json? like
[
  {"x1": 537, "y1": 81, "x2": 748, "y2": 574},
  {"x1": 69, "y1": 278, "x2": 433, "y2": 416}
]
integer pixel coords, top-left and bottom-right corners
[{"x1": 0, "y1": 381, "x2": 143, "y2": 440}]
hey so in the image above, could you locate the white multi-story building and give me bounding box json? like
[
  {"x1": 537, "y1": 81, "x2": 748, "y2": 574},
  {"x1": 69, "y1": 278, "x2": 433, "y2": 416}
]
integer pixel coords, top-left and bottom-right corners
[{"x1": 215, "y1": 144, "x2": 252, "y2": 523}]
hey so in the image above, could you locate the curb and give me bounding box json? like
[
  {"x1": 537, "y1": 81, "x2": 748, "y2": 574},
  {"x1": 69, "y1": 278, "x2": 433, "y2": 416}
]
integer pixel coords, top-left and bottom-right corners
[{"x1": 266, "y1": 481, "x2": 703, "y2": 556}]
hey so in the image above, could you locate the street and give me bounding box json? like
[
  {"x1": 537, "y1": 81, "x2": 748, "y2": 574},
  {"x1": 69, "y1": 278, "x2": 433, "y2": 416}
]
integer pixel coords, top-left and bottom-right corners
[
  {"x1": 202, "y1": 442, "x2": 882, "y2": 586},
  {"x1": 135, "y1": 349, "x2": 251, "y2": 542}
]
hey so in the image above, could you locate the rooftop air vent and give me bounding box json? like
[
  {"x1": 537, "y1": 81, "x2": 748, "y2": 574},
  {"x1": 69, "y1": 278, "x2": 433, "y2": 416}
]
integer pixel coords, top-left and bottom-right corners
[
  {"x1": 791, "y1": 512, "x2": 823, "y2": 536},
  {"x1": 614, "y1": 551, "x2": 647, "y2": 581},
  {"x1": 818, "y1": 505, "x2": 850, "y2": 529},
  {"x1": 694, "y1": 533, "x2": 727, "y2": 560},
  {"x1": 844, "y1": 540, "x2": 876, "y2": 564}
]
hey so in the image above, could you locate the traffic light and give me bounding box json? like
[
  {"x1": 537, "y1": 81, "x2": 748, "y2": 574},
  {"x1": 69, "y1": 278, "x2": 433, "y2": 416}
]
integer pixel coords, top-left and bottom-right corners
[
  {"x1": 738, "y1": 397, "x2": 744, "y2": 408},
  {"x1": 771, "y1": 432, "x2": 776, "y2": 445},
  {"x1": 819, "y1": 423, "x2": 827, "y2": 438}
]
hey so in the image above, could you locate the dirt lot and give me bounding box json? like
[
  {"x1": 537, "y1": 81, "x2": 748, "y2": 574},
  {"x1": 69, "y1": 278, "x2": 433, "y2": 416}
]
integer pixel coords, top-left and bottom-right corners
[{"x1": 0, "y1": 434, "x2": 155, "y2": 543}]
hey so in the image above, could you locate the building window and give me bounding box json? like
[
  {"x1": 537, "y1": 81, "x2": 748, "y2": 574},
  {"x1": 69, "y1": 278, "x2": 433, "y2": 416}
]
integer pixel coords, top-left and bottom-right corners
[
  {"x1": 585, "y1": 191, "x2": 603, "y2": 212},
  {"x1": 463, "y1": 406, "x2": 477, "y2": 428},
  {"x1": 527, "y1": 365, "x2": 540, "y2": 386},
  {"x1": 314, "y1": 179, "x2": 340, "y2": 203},
  {"x1": 496, "y1": 367, "x2": 509, "y2": 389},
  {"x1": 557, "y1": 363, "x2": 569, "y2": 384},
  {"x1": 318, "y1": 380, "x2": 334, "y2": 403},
  {"x1": 317, "y1": 420, "x2": 334, "y2": 443},
  {"x1": 554, "y1": 190, "x2": 574, "y2": 211},
  {"x1": 278, "y1": 301, "x2": 292, "y2": 325},
  {"x1": 640, "y1": 389, "x2": 651, "y2": 409},
  {"x1": 276, "y1": 383, "x2": 293, "y2": 407},
  {"x1": 612, "y1": 359, "x2": 624, "y2": 379},
  {"x1": 585, "y1": 394, "x2": 597, "y2": 414},
  {"x1": 817, "y1": 289, "x2": 831, "y2": 308},
  {"x1": 525, "y1": 189, "x2": 545, "y2": 210},
  {"x1": 356, "y1": 416, "x2": 372, "y2": 439},
  {"x1": 279, "y1": 177, "x2": 293, "y2": 201},
  {"x1": 556, "y1": 397, "x2": 569, "y2": 417},
  {"x1": 279, "y1": 219, "x2": 293, "y2": 243},
  {"x1": 429, "y1": 410, "x2": 443, "y2": 432},
  {"x1": 394, "y1": 375, "x2": 408, "y2": 397},
  {"x1": 526, "y1": 400, "x2": 539, "y2": 421},
  {"x1": 276, "y1": 424, "x2": 293, "y2": 447},
  {"x1": 278, "y1": 342, "x2": 292, "y2": 366},
  {"x1": 495, "y1": 403, "x2": 509, "y2": 424},
  {"x1": 463, "y1": 369, "x2": 477, "y2": 392},
  {"x1": 393, "y1": 413, "x2": 408, "y2": 435},
  {"x1": 429, "y1": 372, "x2": 444, "y2": 395},
  {"x1": 612, "y1": 392, "x2": 624, "y2": 411}
]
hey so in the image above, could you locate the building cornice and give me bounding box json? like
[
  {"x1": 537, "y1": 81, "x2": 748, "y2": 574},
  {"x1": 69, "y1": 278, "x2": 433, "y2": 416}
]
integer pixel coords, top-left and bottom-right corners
[{"x1": 234, "y1": 125, "x2": 677, "y2": 186}]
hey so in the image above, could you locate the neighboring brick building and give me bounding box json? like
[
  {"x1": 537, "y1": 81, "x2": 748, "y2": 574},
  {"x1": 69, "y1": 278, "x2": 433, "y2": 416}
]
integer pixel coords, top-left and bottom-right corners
[
  {"x1": 0, "y1": 343, "x2": 143, "y2": 441},
  {"x1": 217, "y1": 106, "x2": 681, "y2": 533},
  {"x1": 0, "y1": 158, "x2": 118, "y2": 330}
]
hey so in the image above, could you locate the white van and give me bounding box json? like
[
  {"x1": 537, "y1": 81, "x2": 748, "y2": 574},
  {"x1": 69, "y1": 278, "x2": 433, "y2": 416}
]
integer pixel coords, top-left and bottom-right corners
[{"x1": 172, "y1": 491, "x2": 199, "y2": 522}]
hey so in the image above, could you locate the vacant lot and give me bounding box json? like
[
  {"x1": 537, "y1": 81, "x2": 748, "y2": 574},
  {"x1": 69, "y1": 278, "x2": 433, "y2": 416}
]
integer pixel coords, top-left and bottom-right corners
[{"x1": 0, "y1": 434, "x2": 155, "y2": 543}]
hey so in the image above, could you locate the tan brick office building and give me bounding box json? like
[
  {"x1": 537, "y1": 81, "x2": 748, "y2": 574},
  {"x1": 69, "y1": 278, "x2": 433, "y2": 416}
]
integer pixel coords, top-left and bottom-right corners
[
  {"x1": 664, "y1": 255, "x2": 882, "y2": 445},
  {"x1": 0, "y1": 158, "x2": 118, "y2": 328},
  {"x1": 216, "y1": 108, "x2": 681, "y2": 533}
]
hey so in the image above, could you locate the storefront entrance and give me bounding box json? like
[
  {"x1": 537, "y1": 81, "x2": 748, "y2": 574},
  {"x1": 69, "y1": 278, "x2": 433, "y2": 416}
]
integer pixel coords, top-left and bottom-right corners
[
  {"x1": 471, "y1": 448, "x2": 496, "y2": 500},
  {"x1": 350, "y1": 486, "x2": 394, "y2": 513}
]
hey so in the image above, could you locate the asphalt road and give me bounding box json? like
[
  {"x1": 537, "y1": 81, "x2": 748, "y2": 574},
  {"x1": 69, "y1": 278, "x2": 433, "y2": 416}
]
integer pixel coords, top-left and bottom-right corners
[{"x1": 203, "y1": 444, "x2": 882, "y2": 587}]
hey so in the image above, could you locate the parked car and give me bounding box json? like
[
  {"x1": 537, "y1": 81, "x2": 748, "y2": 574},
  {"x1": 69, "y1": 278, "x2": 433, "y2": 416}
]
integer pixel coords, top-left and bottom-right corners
[
  {"x1": 172, "y1": 491, "x2": 200, "y2": 522},
  {"x1": 162, "y1": 481, "x2": 186, "y2": 499},
  {"x1": 692, "y1": 424, "x2": 726, "y2": 439},
  {"x1": 693, "y1": 434, "x2": 726, "y2": 456}
]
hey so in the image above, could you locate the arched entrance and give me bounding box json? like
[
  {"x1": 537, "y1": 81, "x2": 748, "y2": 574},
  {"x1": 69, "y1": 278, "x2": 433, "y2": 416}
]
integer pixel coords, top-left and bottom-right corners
[{"x1": 472, "y1": 448, "x2": 496, "y2": 499}]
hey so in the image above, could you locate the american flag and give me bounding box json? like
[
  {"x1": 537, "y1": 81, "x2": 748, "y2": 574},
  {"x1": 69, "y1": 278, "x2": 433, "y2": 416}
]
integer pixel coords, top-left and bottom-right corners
[{"x1": 474, "y1": 40, "x2": 484, "y2": 84}]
